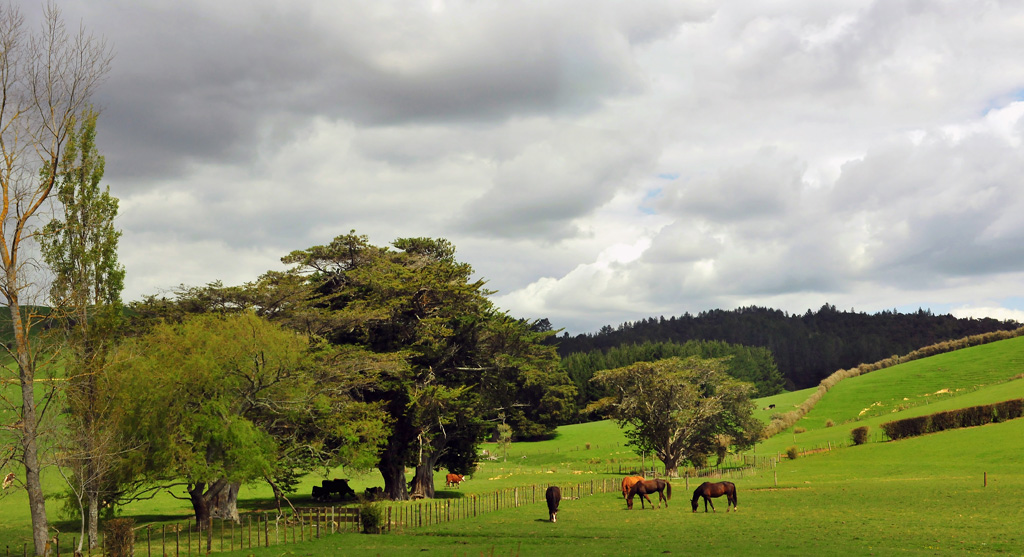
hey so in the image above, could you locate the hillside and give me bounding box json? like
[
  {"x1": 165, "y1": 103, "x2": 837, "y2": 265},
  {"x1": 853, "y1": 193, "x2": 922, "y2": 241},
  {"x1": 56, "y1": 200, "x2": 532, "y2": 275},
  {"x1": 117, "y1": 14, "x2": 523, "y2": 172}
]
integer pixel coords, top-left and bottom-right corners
[{"x1": 554, "y1": 304, "x2": 1020, "y2": 389}]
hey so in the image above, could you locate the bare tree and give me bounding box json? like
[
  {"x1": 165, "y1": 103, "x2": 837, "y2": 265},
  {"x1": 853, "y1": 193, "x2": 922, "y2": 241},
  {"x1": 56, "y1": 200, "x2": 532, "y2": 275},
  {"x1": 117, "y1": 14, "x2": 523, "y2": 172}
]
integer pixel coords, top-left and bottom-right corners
[{"x1": 0, "y1": 3, "x2": 111, "y2": 555}]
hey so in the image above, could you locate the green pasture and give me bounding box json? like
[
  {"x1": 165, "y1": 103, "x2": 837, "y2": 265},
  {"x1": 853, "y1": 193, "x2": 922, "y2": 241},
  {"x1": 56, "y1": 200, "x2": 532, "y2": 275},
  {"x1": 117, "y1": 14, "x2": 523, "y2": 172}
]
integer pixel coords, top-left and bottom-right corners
[
  {"x1": 3, "y1": 336, "x2": 1024, "y2": 555},
  {"x1": 236, "y1": 418, "x2": 1024, "y2": 556}
]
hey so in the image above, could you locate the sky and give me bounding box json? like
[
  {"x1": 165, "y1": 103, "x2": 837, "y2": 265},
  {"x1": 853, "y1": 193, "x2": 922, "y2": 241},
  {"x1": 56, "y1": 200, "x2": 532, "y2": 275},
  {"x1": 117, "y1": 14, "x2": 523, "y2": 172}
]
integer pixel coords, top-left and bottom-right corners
[{"x1": 28, "y1": 0, "x2": 1024, "y2": 334}]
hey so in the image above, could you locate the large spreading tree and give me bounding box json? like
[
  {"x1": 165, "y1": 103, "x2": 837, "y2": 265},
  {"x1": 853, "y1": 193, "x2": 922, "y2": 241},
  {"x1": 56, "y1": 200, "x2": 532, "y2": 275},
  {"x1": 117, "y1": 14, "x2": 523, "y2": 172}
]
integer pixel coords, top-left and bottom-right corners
[
  {"x1": 283, "y1": 232, "x2": 575, "y2": 500},
  {"x1": 589, "y1": 356, "x2": 762, "y2": 476}
]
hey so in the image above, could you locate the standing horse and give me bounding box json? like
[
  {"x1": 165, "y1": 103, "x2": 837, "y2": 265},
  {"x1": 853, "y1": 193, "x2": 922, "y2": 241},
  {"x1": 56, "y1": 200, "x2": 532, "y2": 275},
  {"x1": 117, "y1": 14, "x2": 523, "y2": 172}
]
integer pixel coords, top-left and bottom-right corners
[
  {"x1": 546, "y1": 486, "x2": 561, "y2": 523},
  {"x1": 621, "y1": 475, "x2": 645, "y2": 499},
  {"x1": 627, "y1": 479, "x2": 671, "y2": 510},
  {"x1": 691, "y1": 481, "x2": 737, "y2": 512}
]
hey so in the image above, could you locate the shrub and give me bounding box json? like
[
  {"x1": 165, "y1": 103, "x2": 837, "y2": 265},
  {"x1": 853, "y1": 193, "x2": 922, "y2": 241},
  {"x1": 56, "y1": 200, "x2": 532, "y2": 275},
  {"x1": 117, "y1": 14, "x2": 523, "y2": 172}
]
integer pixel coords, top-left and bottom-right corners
[
  {"x1": 359, "y1": 500, "x2": 385, "y2": 534},
  {"x1": 850, "y1": 426, "x2": 869, "y2": 445},
  {"x1": 794, "y1": 427, "x2": 806, "y2": 434},
  {"x1": 786, "y1": 446, "x2": 799, "y2": 460},
  {"x1": 995, "y1": 399, "x2": 1024, "y2": 421},
  {"x1": 585, "y1": 443, "x2": 591, "y2": 450},
  {"x1": 105, "y1": 518, "x2": 135, "y2": 557},
  {"x1": 825, "y1": 419, "x2": 834, "y2": 428}
]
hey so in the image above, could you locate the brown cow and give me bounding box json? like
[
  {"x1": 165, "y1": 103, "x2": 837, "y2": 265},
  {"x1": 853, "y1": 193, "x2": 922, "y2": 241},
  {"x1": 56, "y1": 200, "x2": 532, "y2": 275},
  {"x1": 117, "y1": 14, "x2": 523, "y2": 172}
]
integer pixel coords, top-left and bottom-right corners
[{"x1": 445, "y1": 473, "x2": 465, "y2": 487}]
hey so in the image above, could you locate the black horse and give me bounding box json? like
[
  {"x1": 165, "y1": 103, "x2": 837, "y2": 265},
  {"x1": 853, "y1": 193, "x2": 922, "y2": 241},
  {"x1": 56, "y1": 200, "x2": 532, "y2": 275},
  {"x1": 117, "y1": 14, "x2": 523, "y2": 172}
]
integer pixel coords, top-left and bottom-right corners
[
  {"x1": 627, "y1": 479, "x2": 671, "y2": 510},
  {"x1": 691, "y1": 481, "x2": 737, "y2": 512},
  {"x1": 546, "y1": 486, "x2": 561, "y2": 523}
]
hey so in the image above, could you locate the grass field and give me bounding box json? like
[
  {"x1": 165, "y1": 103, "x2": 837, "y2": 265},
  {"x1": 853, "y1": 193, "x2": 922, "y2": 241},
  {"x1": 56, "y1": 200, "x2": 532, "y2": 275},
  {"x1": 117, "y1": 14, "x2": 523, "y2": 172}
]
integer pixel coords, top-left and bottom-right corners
[{"x1": 3, "y1": 336, "x2": 1024, "y2": 555}]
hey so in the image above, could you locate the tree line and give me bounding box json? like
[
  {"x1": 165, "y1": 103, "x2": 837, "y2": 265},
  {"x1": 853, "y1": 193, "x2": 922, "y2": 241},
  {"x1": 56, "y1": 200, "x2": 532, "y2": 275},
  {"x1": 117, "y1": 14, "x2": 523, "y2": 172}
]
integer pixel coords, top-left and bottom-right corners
[
  {"x1": 562, "y1": 339, "x2": 785, "y2": 418},
  {"x1": 554, "y1": 305, "x2": 1021, "y2": 389}
]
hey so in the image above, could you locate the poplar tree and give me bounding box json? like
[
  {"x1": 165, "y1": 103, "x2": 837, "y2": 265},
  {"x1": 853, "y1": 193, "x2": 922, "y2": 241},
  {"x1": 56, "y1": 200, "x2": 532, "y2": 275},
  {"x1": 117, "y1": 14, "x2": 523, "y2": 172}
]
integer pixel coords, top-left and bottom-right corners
[{"x1": 40, "y1": 108, "x2": 124, "y2": 552}]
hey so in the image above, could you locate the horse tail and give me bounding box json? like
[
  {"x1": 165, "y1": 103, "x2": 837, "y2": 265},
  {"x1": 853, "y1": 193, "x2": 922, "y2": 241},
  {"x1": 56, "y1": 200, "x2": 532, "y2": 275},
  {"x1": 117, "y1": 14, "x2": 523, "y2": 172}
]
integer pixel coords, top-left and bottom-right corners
[{"x1": 666, "y1": 481, "x2": 672, "y2": 500}]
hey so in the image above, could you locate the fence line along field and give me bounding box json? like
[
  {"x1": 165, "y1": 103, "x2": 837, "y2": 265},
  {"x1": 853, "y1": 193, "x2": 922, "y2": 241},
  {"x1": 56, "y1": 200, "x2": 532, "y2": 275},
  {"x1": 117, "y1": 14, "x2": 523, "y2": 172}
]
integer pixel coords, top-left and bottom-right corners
[{"x1": 2, "y1": 336, "x2": 1024, "y2": 555}]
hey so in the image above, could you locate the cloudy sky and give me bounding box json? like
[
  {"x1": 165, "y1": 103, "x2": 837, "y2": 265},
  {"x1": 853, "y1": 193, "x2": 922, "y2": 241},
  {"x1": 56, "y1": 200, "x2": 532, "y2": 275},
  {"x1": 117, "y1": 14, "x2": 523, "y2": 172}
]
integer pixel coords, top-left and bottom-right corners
[{"x1": 32, "y1": 0, "x2": 1024, "y2": 334}]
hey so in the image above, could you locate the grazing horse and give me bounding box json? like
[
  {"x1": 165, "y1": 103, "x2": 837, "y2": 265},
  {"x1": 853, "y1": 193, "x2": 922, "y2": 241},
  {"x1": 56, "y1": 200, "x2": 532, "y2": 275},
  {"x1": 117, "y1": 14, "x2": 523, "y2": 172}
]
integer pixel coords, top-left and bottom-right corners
[
  {"x1": 691, "y1": 481, "x2": 737, "y2": 513},
  {"x1": 621, "y1": 475, "x2": 645, "y2": 499},
  {"x1": 627, "y1": 479, "x2": 671, "y2": 510},
  {"x1": 546, "y1": 486, "x2": 561, "y2": 523},
  {"x1": 445, "y1": 473, "x2": 465, "y2": 488}
]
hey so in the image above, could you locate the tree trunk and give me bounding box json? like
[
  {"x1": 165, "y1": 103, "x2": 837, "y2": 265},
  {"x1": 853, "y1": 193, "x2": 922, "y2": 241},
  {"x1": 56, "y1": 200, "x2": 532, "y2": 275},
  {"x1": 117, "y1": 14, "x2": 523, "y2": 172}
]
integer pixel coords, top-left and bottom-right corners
[
  {"x1": 9, "y1": 302, "x2": 50, "y2": 556},
  {"x1": 658, "y1": 449, "x2": 681, "y2": 478},
  {"x1": 408, "y1": 460, "x2": 437, "y2": 500},
  {"x1": 208, "y1": 480, "x2": 240, "y2": 523},
  {"x1": 87, "y1": 491, "x2": 100, "y2": 549},
  {"x1": 408, "y1": 434, "x2": 447, "y2": 499},
  {"x1": 188, "y1": 483, "x2": 212, "y2": 531},
  {"x1": 379, "y1": 460, "x2": 408, "y2": 501}
]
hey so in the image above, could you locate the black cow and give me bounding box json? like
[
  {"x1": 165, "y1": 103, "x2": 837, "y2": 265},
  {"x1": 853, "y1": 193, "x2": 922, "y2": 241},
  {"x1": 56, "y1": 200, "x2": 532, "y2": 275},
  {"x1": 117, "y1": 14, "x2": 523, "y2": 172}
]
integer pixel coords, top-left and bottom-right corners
[{"x1": 312, "y1": 479, "x2": 356, "y2": 501}]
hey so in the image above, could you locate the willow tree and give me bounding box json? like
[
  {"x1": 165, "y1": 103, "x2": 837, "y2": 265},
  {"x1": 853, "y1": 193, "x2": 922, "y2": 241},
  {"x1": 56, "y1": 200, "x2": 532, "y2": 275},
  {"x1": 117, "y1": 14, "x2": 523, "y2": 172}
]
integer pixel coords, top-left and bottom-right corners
[
  {"x1": 0, "y1": 5, "x2": 112, "y2": 554},
  {"x1": 589, "y1": 357, "x2": 762, "y2": 476},
  {"x1": 40, "y1": 108, "x2": 124, "y2": 552},
  {"x1": 111, "y1": 312, "x2": 387, "y2": 529}
]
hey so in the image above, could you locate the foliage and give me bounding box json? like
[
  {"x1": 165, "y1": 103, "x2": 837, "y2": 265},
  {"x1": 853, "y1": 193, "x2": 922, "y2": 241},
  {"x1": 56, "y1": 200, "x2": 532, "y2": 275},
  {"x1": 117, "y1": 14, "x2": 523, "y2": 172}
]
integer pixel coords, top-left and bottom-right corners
[
  {"x1": 556, "y1": 305, "x2": 1021, "y2": 389},
  {"x1": 103, "y1": 518, "x2": 134, "y2": 557},
  {"x1": 786, "y1": 446, "x2": 799, "y2": 459},
  {"x1": 588, "y1": 356, "x2": 762, "y2": 475}
]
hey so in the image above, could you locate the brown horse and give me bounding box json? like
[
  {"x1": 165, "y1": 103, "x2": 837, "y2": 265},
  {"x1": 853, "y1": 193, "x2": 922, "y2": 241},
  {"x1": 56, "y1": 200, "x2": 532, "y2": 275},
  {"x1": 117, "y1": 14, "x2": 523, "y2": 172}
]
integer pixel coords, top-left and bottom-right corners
[
  {"x1": 691, "y1": 481, "x2": 737, "y2": 512},
  {"x1": 621, "y1": 475, "x2": 644, "y2": 499},
  {"x1": 546, "y1": 486, "x2": 561, "y2": 523},
  {"x1": 627, "y1": 479, "x2": 671, "y2": 510}
]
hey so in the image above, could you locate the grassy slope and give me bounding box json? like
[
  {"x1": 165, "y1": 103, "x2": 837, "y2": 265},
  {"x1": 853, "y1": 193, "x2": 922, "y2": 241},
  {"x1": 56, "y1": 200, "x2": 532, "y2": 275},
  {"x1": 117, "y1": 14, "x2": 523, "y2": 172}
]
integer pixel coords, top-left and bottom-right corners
[{"x1": 3, "y1": 336, "x2": 1024, "y2": 554}]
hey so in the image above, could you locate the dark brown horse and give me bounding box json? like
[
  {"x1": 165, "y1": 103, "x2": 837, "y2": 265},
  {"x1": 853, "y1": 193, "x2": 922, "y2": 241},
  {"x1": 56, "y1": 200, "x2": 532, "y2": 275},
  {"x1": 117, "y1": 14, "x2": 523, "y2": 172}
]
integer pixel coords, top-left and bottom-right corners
[
  {"x1": 627, "y1": 479, "x2": 671, "y2": 510},
  {"x1": 691, "y1": 481, "x2": 737, "y2": 512},
  {"x1": 546, "y1": 485, "x2": 561, "y2": 522}
]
